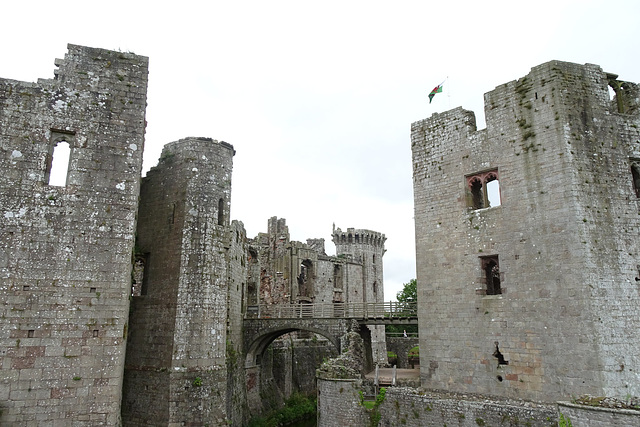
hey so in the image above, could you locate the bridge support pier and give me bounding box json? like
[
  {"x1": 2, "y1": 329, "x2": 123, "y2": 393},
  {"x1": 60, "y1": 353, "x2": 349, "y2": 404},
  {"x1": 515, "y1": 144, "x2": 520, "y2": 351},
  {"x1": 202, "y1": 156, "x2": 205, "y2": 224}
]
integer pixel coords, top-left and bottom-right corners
[{"x1": 245, "y1": 365, "x2": 261, "y2": 415}]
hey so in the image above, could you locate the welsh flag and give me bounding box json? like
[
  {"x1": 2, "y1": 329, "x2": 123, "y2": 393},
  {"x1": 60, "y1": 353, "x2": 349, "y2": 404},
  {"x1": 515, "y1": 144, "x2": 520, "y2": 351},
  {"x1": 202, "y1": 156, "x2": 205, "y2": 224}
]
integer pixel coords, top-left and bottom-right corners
[{"x1": 429, "y1": 82, "x2": 443, "y2": 104}]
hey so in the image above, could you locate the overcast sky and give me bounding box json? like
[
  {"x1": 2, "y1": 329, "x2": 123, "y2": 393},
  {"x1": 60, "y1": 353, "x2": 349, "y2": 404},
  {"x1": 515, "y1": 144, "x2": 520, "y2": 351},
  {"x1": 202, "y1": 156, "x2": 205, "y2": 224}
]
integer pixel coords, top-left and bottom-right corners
[{"x1": 2, "y1": 1, "x2": 639, "y2": 300}]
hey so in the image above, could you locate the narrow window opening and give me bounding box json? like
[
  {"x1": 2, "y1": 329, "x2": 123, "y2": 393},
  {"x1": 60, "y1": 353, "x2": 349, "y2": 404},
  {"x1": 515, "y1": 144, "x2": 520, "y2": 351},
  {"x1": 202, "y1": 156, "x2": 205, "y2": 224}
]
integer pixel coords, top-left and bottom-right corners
[
  {"x1": 48, "y1": 140, "x2": 71, "y2": 186},
  {"x1": 485, "y1": 176, "x2": 501, "y2": 207},
  {"x1": 23, "y1": 285, "x2": 30, "y2": 291},
  {"x1": 333, "y1": 264, "x2": 343, "y2": 290},
  {"x1": 481, "y1": 255, "x2": 501, "y2": 295},
  {"x1": 298, "y1": 259, "x2": 314, "y2": 299},
  {"x1": 218, "y1": 198, "x2": 225, "y2": 225},
  {"x1": 170, "y1": 203, "x2": 177, "y2": 224},
  {"x1": 132, "y1": 253, "x2": 150, "y2": 296},
  {"x1": 93, "y1": 330, "x2": 99, "y2": 337},
  {"x1": 470, "y1": 177, "x2": 484, "y2": 209},
  {"x1": 630, "y1": 160, "x2": 640, "y2": 198},
  {"x1": 28, "y1": 330, "x2": 35, "y2": 338},
  {"x1": 493, "y1": 341, "x2": 509, "y2": 365}
]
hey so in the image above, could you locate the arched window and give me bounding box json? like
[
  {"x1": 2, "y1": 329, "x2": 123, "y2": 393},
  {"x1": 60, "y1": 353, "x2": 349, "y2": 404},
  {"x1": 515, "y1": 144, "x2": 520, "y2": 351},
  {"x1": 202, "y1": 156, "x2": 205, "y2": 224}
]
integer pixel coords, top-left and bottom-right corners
[{"x1": 48, "y1": 137, "x2": 72, "y2": 186}]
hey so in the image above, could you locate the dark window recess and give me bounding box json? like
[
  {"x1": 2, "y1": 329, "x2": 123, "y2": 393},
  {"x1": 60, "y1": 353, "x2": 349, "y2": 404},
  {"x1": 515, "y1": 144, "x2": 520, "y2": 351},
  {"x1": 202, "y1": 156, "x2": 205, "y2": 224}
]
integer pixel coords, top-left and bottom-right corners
[
  {"x1": 333, "y1": 264, "x2": 343, "y2": 290},
  {"x1": 630, "y1": 160, "x2": 640, "y2": 198},
  {"x1": 298, "y1": 259, "x2": 314, "y2": 298},
  {"x1": 481, "y1": 255, "x2": 501, "y2": 295},
  {"x1": 218, "y1": 198, "x2": 225, "y2": 225},
  {"x1": 466, "y1": 169, "x2": 501, "y2": 209},
  {"x1": 493, "y1": 341, "x2": 509, "y2": 365},
  {"x1": 132, "y1": 253, "x2": 150, "y2": 296}
]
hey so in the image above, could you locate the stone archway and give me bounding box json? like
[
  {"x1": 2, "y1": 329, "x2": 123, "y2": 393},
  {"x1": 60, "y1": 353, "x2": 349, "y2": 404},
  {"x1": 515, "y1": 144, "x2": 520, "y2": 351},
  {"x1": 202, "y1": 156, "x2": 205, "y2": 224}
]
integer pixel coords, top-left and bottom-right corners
[{"x1": 244, "y1": 323, "x2": 344, "y2": 415}]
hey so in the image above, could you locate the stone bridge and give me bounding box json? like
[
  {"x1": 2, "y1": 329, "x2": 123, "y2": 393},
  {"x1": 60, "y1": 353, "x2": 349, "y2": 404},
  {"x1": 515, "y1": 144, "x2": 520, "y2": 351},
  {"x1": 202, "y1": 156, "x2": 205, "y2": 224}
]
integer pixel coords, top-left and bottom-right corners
[
  {"x1": 242, "y1": 302, "x2": 418, "y2": 368},
  {"x1": 242, "y1": 302, "x2": 417, "y2": 413}
]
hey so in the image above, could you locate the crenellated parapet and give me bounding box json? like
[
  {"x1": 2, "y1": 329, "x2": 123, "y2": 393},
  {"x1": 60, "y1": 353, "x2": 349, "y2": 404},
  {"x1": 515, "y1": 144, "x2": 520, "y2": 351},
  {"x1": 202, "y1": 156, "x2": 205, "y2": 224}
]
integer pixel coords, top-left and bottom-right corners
[{"x1": 331, "y1": 227, "x2": 386, "y2": 248}]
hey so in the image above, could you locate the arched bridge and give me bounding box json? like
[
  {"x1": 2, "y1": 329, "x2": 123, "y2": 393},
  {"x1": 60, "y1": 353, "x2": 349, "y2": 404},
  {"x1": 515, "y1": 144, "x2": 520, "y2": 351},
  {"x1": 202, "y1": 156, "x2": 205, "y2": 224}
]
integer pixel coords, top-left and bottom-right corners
[{"x1": 243, "y1": 302, "x2": 418, "y2": 367}]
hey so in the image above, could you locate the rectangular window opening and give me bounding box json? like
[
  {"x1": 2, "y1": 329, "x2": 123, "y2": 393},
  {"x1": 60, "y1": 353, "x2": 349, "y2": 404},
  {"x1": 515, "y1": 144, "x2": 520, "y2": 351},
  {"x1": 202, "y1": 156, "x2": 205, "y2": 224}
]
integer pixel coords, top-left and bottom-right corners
[
  {"x1": 466, "y1": 169, "x2": 501, "y2": 209},
  {"x1": 132, "y1": 253, "x2": 150, "y2": 296},
  {"x1": 480, "y1": 255, "x2": 501, "y2": 295}
]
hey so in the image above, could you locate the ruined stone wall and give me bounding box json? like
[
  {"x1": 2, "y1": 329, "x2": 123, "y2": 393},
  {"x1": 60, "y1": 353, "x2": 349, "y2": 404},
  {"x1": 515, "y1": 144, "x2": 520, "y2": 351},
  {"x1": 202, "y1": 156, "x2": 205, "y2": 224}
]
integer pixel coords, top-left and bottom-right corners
[
  {"x1": 412, "y1": 60, "x2": 640, "y2": 402},
  {"x1": 272, "y1": 338, "x2": 338, "y2": 398},
  {"x1": 313, "y1": 257, "x2": 338, "y2": 303},
  {"x1": 557, "y1": 402, "x2": 640, "y2": 426},
  {"x1": 0, "y1": 45, "x2": 148, "y2": 425},
  {"x1": 226, "y1": 220, "x2": 249, "y2": 426},
  {"x1": 316, "y1": 377, "x2": 368, "y2": 427},
  {"x1": 378, "y1": 388, "x2": 556, "y2": 427},
  {"x1": 122, "y1": 137, "x2": 239, "y2": 425}
]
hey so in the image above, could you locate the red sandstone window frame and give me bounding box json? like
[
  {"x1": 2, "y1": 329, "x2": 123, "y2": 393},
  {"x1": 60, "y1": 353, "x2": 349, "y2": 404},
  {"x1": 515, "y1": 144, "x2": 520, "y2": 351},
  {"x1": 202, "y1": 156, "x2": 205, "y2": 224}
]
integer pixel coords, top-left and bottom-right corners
[{"x1": 465, "y1": 169, "x2": 501, "y2": 209}]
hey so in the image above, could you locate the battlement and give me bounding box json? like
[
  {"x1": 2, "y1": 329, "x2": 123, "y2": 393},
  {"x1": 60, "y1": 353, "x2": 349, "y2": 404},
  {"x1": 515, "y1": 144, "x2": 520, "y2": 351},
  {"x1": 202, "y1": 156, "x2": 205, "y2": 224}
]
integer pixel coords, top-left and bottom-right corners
[{"x1": 332, "y1": 227, "x2": 386, "y2": 247}]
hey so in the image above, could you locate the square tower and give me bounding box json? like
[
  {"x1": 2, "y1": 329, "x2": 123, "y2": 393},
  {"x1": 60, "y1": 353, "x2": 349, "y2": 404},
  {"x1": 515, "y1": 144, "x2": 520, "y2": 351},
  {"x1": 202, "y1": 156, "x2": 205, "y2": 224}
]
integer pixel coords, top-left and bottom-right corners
[
  {"x1": 412, "y1": 61, "x2": 640, "y2": 402},
  {"x1": 0, "y1": 45, "x2": 148, "y2": 425}
]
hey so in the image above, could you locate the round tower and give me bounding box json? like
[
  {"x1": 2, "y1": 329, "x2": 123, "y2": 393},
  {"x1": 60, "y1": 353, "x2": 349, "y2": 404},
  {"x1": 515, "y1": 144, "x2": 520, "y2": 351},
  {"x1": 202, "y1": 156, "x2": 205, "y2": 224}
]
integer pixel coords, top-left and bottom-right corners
[
  {"x1": 332, "y1": 226, "x2": 386, "y2": 304},
  {"x1": 332, "y1": 226, "x2": 387, "y2": 365}
]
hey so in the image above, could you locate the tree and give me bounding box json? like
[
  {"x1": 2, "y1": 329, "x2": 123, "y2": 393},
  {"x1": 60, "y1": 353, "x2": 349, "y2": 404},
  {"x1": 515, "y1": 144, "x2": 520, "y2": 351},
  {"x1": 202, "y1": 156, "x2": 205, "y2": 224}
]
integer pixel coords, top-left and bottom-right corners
[
  {"x1": 386, "y1": 279, "x2": 418, "y2": 335},
  {"x1": 396, "y1": 278, "x2": 416, "y2": 303}
]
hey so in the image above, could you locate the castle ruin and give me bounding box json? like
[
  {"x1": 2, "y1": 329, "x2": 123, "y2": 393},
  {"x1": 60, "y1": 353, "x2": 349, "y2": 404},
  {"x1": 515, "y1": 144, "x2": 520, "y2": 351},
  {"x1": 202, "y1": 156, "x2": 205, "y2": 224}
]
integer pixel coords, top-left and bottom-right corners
[
  {"x1": 411, "y1": 60, "x2": 640, "y2": 402},
  {"x1": 317, "y1": 60, "x2": 640, "y2": 427},
  {"x1": 0, "y1": 44, "x2": 387, "y2": 425},
  {"x1": 0, "y1": 45, "x2": 148, "y2": 425}
]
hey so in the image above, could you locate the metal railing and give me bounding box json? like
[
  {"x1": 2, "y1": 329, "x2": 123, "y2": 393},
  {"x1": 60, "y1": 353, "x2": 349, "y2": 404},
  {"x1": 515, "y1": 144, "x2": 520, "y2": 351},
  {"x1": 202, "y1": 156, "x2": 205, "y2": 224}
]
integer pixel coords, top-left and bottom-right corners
[{"x1": 245, "y1": 301, "x2": 417, "y2": 320}]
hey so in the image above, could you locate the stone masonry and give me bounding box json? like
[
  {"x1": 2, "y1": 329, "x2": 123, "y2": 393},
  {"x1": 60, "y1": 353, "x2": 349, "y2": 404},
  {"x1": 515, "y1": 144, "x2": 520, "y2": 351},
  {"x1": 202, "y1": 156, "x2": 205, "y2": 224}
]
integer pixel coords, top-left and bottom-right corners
[
  {"x1": 412, "y1": 60, "x2": 640, "y2": 403},
  {"x1": 247, "y1": 218, "x2": 388, "y2": 369},
  {"x1": 244, "y1": 219, "x2": 388, "y2": 407},
  {"x1": 1, "y1": 45, "x2": 392, "y2": 425},
  {"x1": 121, "y1": 137, "x2": 246, "y2": 426},
  {"x1": 0, "y1": 45, "x2": 148, "y2": 425}
]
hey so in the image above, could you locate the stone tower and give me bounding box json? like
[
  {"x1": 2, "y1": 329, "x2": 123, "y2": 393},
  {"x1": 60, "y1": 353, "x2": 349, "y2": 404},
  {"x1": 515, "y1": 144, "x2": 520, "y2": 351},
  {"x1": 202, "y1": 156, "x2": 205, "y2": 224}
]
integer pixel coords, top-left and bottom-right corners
[
  {"x1": 332, "y1": 227, "x2": 387, "y2": 365},
  {"x1": 0, "y1": 45, "x2": 148, "y2": 425},
  {"x1": 412, "y1": 61, "x2": 640, "y2": 402},
  {"x1": 122, "y1": 137, "x2": 247, "y2": 426}
]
